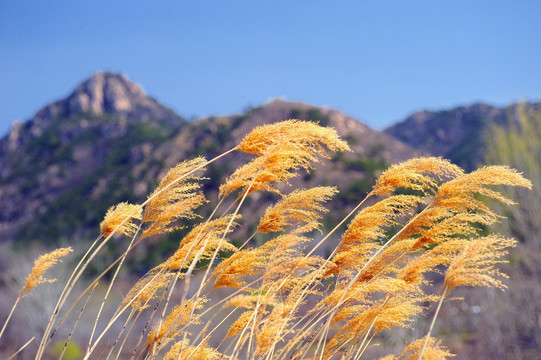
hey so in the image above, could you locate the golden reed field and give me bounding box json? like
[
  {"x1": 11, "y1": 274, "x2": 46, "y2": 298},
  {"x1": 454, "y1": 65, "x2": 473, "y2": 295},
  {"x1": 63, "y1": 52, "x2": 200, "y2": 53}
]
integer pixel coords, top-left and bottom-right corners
[{"x1": 0, "y1": 120, "x2": 531, "y2": 360}]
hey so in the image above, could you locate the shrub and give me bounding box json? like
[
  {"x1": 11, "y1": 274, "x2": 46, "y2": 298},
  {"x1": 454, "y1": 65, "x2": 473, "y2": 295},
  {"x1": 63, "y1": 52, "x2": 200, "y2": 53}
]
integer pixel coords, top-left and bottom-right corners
[{"x1": 0, "y1": 119, "x2": 531, "y2": 359}]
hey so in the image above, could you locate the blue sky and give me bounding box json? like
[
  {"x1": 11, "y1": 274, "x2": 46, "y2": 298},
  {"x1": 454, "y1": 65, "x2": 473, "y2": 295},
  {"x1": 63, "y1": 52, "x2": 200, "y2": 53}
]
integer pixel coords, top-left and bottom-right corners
[{"x1": 1, "y1": 1, "x2": 540, "y2": 136}]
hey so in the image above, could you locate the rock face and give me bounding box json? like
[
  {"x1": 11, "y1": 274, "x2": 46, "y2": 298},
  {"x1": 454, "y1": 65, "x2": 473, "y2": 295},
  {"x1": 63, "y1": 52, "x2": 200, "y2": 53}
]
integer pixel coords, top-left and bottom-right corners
[
  {"x1": 65, "y1": 72, "x2": 173, "y2": 120},
  {"x1": 68, "y1": 72, "x2": 142, "y2": 114},
  {"x1": 2, "y1": 72, "x2": 184, "y2": 154}
]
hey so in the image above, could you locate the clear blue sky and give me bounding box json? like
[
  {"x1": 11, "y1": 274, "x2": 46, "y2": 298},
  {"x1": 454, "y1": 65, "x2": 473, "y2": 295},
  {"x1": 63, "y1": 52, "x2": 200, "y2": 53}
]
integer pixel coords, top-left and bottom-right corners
[{"x1": 1, "y1": 1, "x2": 540, "y2": 136}]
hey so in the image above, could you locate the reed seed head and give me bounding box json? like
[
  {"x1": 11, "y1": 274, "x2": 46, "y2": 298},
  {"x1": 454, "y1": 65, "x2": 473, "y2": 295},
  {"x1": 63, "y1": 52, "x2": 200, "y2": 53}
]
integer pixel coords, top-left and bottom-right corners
[
  {"x1": 20, "y1": 247, "x2": 73, "y2": 297},
  {"x1": 213, "y1": 248, "x2": 268, "y2": 289},
  {"x1": 392, "y1": 337, "x2": 455, "y2": 360},
  {"x1": 372, "y1": 157, "x2": 463, "y2": 196},
  {"x1": 163, "y1": 339, "x2": 222, "y2": 360},
  {"x1": 258, "y1": 186, "x2": 337, "y2": 234},
  {"x1": 161, "y1": 215, "x2": 239, "y2": 271},
  {"x1": 121, "y1": 270, "x2": 175, "y2": 311},
  {"x1": 147, "y1": 297, "x2": 207, "y2": 352},
  {"x1": 444, "y1": 235, "x2": 517, "y2": 291},
  {"x1": 238, "y1": 119, "x2": 350, "y2": 157},
  {"x1": 219, "y1": 142, "x2": 315, "y2": 197},
  {"x1": 142, "y1": 157, "x2": 208, "y2": 238},
  {"x1": 100, "y1": 202, "x2": 142, "y2": 237}
]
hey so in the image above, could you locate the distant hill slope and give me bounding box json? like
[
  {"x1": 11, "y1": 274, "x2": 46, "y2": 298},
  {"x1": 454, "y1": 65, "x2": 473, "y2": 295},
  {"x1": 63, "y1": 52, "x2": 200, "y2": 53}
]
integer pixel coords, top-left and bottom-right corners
[
  {"x1": 0, "y1": 72, "x2": 187, "y2": 246},
  {"x1": 155, "y1": 98, "x2": 423, "y2": 198},
  {"x1": 384, "y1": 101, "x2": 541, "y2": 170},
  {"x1": 0, "y1": 73, "x2": 421, "y2": 254}
]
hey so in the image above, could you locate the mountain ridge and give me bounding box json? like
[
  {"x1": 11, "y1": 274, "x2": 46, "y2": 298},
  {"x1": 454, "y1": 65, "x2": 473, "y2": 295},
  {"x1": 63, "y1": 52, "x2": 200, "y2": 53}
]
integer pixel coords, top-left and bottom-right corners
[
  {"x1": 2, "y1": 72, "x2": 185, "y2": 155},
  {"x1": 1, "y1": 71, "x2": 538, "y2": 249},
  {"x1": 384, "y1": 101, "x2": 541, "y2": 170},
  {"x1": 0, "y1": 72, "x2": 422, "y2": 250},
  {"x1": 0, "y1": 72, "x2": 187, "y2": 244}
]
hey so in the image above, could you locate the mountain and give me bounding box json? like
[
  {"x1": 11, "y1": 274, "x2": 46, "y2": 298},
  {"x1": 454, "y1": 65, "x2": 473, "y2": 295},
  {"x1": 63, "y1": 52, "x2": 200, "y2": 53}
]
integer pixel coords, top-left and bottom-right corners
[
  {"x1": 384, "y1": 101, "x2": 541, "y2": 170},
  {"x1": 155, "y1": 98, "x2": 423, "y2": 196},
  {"x1": 3, "y1": 71, "x2": 537, "y2": 254},
  {"x1": 0, "y1": 72, "x2": 186, "y2": 246},
  {"x1": 0, "y1": 72, "x2": 421, "y2": 257}
]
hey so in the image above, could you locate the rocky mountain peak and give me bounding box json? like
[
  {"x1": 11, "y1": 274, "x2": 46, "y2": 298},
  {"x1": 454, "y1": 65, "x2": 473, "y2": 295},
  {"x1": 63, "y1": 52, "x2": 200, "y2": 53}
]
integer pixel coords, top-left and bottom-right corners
[
  {"x1": 20, "y1": 71, "x2": 186, "y2": 139},
  {"x1": 66, "y1": 71, "x2": 151, "y2": 116}
]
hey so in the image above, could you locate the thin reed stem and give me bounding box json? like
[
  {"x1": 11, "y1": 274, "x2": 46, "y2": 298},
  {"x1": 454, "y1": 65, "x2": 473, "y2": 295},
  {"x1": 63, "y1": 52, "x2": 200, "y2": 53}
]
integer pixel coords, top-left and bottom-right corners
[
  {"x1": 59, "y1": 283, "x2": 96, "y2": 360},
  {"x1": 353, "y1": 317, "x2": 376, "y2": 360},
  {"x1": 113, "y1": 309, "x2": 141, "y2": 360},
  {"x1": 105, "y1": 307, "x2": 135, "y2": 360},
  {"x1": 177, "y1": 181, "x2": 255, "y2": 359},
  {"x1": 305, "y1": 192, "x2": 373, "y2": 259},
  {"x1": 7, "y1": 337, "x2": 35, "y2": 360},
  {"x1": 0, "y1": 296, "x2": 21, "y2": 342},
  {"x1": 36, "y1": 146, "x2": 238, "y2": 360},
  {"x1": 36, "y1": 234, "x2": 103, "y2": 359},
  {"x1": 417, "y1": 286, "x2": 448, "y2": 360},
  {"x1": 196, "y1": 307, "x2": 238, "y2": 350},
  {"x1": 83, "y1": 264, "x2": 173, "y2": 360},
  {"x1": 150, "y1": 197, "x2": 226, "y2": 357},
  {"x1": 88, "y1": 226, "x2": 142, "y2": 352},
  {"x1": 327, "y1": 200, "x2": 433, "y2": 327},
  {"x1": 50, "y1": 232, "x2": 150, "y2": 342},
  {"x1": 262, "y1": 194, "x2": 376, "y2": 360},
  {"x1": 200, "y1": 182, "x2": 254, "y2": 294},
  {"x1": 230, "y1": 309, "x2": 257, "y2": 360}
]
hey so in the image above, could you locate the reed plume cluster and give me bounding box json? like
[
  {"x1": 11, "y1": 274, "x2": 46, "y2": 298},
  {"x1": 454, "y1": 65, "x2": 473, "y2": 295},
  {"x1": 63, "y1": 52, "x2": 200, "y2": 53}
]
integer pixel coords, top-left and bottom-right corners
[{"x1": 0, "y1": 119, "x2": 531, "y2": 359}]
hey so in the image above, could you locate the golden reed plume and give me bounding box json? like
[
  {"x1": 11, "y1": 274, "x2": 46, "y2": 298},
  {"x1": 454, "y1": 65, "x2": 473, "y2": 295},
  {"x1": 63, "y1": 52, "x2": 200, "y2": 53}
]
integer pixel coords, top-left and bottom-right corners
[
  {"x1": 9, "y1": 119, "x2": 531, "y2": 360},
  {"x1": 100, "y1": 202, "x2": 142, "y2": 237},
  {"x1": 20, "y1": 247, "x2": 73, "y2": 297}
]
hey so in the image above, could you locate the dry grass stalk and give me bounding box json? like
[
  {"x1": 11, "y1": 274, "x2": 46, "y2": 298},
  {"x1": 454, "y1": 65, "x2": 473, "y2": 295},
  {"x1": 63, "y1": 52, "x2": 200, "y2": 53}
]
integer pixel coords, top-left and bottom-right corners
[
  {"x1": 20, "y1": 247, "x2": 73, "y2": 297},
  {"x1": 2, "y1": 120, "x2": 531, "y2": 360},
  {"x1": 0, "y1": 247, "x2": 72, "y2": 343},
  {"x1": 101, "y1": 202, "x2": 142, "y2": 237}
]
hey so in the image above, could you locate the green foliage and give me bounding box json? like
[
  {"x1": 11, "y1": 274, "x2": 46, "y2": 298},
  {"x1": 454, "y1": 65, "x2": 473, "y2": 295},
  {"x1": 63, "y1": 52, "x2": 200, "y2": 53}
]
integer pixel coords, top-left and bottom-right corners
[
  {"x1": 342, "y1": 156, "x2": 387, "y2": 173},
  {"x1": 332, "y1": 149, "x2": 388, "y2": 204},
  {"x1": 484, "y1": 104, "x2": 541, "y2": 242},
  {"x1": 338, "y1": 178, "x2": 374, "y2": 203},
  {"x1": 50, "y1": 341, "x2": 83, "y2": 360},
  {"x1": 306, "y1": 109, "x2": 330, "y2": 127},
  {"x1": 480, "y1": 103, "x2": 541, "y2": 356},
  {"x1": 14, "y1": 118, "x2": 170, "y2": 247},
  {"x1": 289, "y1": 108, "x2": 331, "y2": 127}
]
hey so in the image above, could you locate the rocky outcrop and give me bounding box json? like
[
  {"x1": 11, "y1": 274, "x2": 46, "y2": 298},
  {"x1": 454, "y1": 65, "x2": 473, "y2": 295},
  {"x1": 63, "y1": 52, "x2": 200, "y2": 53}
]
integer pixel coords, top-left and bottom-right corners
[
  {"x1": 68, "y1": 72, "x2": 143, "y2": 114},
  {"x1": 3, "y1": 72, "x2": 185, "y2": 148},
  {"x1": 64, "y1": 72, "x2": 178, "y2": 123}
]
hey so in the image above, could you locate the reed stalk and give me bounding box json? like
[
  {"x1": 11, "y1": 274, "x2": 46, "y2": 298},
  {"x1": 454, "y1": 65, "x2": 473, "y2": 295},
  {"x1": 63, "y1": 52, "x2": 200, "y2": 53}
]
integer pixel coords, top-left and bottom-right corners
[{"x1": 1, "y1": 120, "x2": 528, "y2": 360}]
